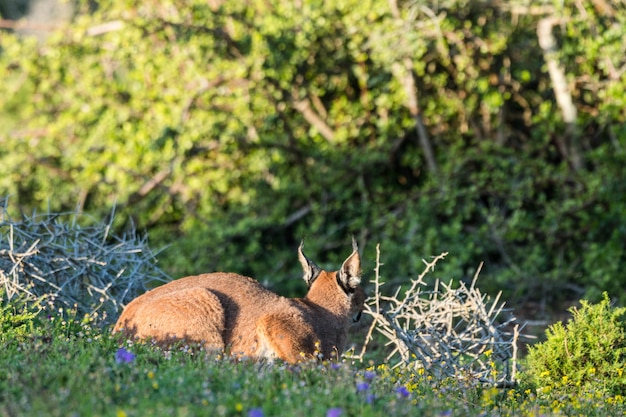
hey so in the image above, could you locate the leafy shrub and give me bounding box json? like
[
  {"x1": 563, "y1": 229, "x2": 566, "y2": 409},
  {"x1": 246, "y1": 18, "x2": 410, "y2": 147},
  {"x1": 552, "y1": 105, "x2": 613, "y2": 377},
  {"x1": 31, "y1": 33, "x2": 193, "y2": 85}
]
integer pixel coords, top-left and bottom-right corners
[
  {"x1": 0, "y1": 289, "x2": 41, "y2": 343},
  {"x1": 524, "y1": 293, "x2": 626, "y2": 395}
]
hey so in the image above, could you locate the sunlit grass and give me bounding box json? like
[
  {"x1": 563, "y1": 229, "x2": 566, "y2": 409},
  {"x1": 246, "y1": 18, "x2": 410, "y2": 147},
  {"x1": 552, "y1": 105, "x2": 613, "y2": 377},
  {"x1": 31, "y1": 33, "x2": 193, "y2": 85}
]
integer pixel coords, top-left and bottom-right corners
[{"x1": 1, "y1": 304, "x2": 625, "y2": 417}]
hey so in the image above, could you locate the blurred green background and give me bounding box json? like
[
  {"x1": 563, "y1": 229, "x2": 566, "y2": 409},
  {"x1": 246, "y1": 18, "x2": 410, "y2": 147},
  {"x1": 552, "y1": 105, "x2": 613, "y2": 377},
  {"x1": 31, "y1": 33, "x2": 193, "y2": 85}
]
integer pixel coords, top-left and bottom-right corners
[{"x1": 1, "y1": 0, "x2": 625, "y2": 315}]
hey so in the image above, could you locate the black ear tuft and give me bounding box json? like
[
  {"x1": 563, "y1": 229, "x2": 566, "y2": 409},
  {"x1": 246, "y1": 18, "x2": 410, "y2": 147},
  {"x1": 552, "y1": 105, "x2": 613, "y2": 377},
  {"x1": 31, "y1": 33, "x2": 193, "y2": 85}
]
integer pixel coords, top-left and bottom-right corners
[
  {"x1": 351, "y1": 235, "x2": 358, "y2": 253},
  {"x1": 298, "y1": 241, "x2": 322, "y2": 286},
  {"x1": 338, "y1": 239, "x2": 361, "y2": 291}
]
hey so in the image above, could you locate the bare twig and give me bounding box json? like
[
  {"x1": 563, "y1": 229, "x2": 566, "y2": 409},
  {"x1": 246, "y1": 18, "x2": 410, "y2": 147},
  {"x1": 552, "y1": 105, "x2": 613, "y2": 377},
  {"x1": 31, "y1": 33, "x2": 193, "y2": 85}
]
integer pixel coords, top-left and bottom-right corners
[
  {"x1": 537, "y1": 17, "x2": 582, "y2": 171},
  {"x1": 358, "y1": 249, "x2": 527, "y2": 386},
  {"x1": 292, "y1": 98, "x2": 335, "y2": 143},
  {"x1": 86, "y1": 20, "x2": 124, "y2": 36},
  {"x1": 0, "y1": 206, "x2": 169, "y2": 323},
  {"x1": 388, "y1": 0, "x2": 439, "y2": 176},
  {"x1": 0, "y1": 19, "x2": 60, "y2": 31}
]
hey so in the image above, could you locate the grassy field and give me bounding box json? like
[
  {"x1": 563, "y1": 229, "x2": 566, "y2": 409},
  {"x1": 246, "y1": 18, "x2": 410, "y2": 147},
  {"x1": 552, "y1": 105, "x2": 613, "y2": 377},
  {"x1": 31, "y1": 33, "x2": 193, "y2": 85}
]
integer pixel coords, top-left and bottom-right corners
[{"x1": 1, "y1": 302, "x2": 625, "y2": 417}]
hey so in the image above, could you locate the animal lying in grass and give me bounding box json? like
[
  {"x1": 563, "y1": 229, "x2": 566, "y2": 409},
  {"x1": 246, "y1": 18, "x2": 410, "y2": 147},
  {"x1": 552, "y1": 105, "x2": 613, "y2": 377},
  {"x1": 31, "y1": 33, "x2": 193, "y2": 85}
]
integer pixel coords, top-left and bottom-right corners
[{"x1": 113, "y1": 240, "x2": 365, "y2": 363}]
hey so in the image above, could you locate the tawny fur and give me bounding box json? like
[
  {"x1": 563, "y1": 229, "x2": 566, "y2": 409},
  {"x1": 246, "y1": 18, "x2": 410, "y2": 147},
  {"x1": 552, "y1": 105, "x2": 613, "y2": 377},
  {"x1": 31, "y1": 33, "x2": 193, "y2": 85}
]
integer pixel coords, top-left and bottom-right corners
[{"x1": 113, "y1": 242, "x2": 365, "y2": 363}]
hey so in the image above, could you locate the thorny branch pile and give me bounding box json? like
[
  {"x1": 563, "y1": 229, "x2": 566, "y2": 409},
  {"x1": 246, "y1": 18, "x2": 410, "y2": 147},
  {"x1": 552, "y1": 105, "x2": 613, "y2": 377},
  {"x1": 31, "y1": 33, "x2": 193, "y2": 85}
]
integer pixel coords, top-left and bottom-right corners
[
  {"x1": 359, "y1": 248, "x2": 527, "y2": 386},
  {"x1": 0, "y1": 204, "x2": 168, "y2": 323}
]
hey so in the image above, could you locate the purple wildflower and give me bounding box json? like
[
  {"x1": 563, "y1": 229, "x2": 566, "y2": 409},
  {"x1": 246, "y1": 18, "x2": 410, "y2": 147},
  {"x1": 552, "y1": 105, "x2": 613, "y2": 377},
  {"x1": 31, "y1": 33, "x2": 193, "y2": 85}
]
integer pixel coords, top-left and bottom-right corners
[
  {"x1": 356, "y1": 382, "x2": 369, "y2": 392},
  {"x1": 327, "y1": 408, "x2": 343, "y2": 417},
  {"x1": 330, "y1": 363, "x2": 342, "y2": 370},
  {"x1": 366, "y1": 393, "x2": 376, "y2": 404},
  {"x1": 115, "y1": 347, "x2": 136, "y2": 364},
  {"x1": 395, "y1": 386, "x2": 410, "y2": 398},
  {"x1": 363, "y1": 370, "x2": 376, "y2": 381},
  {"x1": 248, "y1": 409, "x2": 264, "y2": 417}
]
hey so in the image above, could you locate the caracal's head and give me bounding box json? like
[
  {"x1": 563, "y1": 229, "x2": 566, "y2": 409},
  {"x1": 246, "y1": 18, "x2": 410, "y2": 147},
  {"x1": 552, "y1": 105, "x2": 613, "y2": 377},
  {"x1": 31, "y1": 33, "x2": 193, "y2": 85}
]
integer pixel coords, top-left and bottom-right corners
[{"x1": 298, "y1": 238, "x2": 365, "y2": 322}]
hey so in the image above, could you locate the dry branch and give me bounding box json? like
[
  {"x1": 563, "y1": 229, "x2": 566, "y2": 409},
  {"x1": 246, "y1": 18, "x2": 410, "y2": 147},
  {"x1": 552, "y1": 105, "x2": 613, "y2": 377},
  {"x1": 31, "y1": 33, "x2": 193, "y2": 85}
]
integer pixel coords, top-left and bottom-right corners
[
  {"x1": 388, "y1": 0, "x2": 439, "y2": 176},
  {"x1": 537, "y1": 16, "x2": 582, "y2": 171},
  {"x1": 292, "y1": 97, "x2": 335, "y2": 143},
  {"x1": 358, "y1": 246, "x2": 525, "y2": 386},
  {"x1": 0, "y1": 204, "x2": 169, "y2": 323}
]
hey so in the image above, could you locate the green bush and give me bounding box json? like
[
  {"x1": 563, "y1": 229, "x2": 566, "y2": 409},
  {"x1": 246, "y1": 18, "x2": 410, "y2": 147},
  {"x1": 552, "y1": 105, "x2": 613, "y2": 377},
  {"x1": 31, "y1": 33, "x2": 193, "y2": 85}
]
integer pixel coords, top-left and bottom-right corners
[
  {"x1": 1, "y1": 0, "x2": 625, "y2": 306},
  {"x1": 0, "y1": 290, "x2": 41, "y2": 343},
  {"x1": 524, "y1": 293, "x2": 626, "y2": 396}
]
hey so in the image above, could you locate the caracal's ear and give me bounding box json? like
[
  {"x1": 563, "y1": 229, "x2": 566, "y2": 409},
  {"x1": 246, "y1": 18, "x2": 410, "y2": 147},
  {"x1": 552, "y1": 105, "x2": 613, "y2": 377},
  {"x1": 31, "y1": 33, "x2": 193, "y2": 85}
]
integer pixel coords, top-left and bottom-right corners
[
  {"x1": 298, "y1": 240, "x2": 322, "y2": 287},
  {"x1": 338, "y1": 237, "x2": 361, "y2": 291}
]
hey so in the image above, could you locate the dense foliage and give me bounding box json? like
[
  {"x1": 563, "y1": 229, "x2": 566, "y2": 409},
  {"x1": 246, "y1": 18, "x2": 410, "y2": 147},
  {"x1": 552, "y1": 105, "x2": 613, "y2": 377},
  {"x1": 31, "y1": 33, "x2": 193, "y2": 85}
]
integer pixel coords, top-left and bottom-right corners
[
  {"x1": 0, "y1": 290, "x2": 40, "y2": 343},
  {"x1": 1, "y1": 0, "x2": 625, "y2": 306},
  {"x1": 525, "y1": 293, "x2": 626, "y2": 396}
]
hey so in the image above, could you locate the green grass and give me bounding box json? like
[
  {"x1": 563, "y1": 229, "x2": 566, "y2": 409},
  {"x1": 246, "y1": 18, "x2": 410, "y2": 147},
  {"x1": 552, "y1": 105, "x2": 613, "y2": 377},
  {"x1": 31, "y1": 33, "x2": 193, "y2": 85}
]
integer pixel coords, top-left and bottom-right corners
[{"x1": 1, "y1": 305, "x2": 625, "y2": 417}]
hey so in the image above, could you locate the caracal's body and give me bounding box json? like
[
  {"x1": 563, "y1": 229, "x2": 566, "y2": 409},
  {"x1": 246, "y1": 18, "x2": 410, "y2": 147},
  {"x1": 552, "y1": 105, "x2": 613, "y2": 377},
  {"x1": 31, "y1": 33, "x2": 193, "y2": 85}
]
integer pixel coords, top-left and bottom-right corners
[{"x1": 113, "y1": 240, "x2": 365, "y2": 363}]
